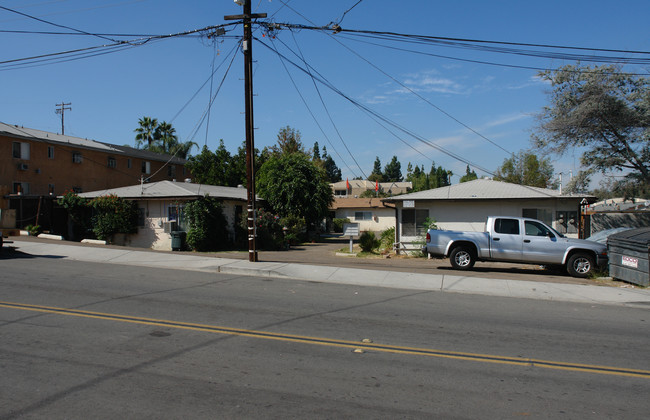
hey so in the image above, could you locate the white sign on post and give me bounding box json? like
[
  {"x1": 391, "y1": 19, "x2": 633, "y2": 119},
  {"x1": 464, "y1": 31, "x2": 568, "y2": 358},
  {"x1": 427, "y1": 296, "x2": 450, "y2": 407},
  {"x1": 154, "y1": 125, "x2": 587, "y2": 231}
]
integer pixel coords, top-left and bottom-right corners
[{"x1": 343, "y1": 223, "x2": 360, "y2": 253}]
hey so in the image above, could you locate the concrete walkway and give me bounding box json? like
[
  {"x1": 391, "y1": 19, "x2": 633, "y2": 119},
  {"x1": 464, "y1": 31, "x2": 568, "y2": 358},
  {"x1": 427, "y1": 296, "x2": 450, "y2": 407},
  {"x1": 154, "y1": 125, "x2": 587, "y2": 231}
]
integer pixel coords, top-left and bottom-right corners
[{"x1": 5, "y1": 239, "x2": 650, "y2": 308}]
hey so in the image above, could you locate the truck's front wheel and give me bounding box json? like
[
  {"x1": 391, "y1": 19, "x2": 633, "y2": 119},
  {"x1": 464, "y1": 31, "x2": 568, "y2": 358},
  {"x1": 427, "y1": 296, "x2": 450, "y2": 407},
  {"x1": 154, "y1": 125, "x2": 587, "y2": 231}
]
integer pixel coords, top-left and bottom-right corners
[
  {"x1": 566, "y1": 252, "x2": 595, "y2": 278},
  {"x1": 450, "y1": 246, "x2": 475, "y2": 270}
]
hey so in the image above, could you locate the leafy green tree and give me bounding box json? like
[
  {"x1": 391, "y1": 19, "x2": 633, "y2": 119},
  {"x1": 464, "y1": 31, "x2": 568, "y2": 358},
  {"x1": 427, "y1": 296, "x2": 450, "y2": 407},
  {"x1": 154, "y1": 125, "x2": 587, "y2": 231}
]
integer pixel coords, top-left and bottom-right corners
[
  {"x1": 321, "y1": 147, "x2": 342, "y2": 182},
  {"x1": 383, "y1": 156, "x2": 403, "y2": 182},
  {"x1": 494, "y1": 151, "x2": 556, "y2": 188},
  {"x1": 88, "y1": 194, "x2": 138, "y2": 242},
  {"x1": 312, "y1": 141, "x2": 321, "y2": 161},
  {"x1": 185, "y1": 145, "x2": 219, "y2": 185},
  {"x1": 134, "y1": 116, "x2": 158, "y2": 148},
  {"x1": 459, "y1": 165, "x2": 478, "y2": 183},
  {"x1": 273, "y1": 126, "x2": 306, "y2": 155},
  {"x1": 184, "y1": 195, "x2": 229, "y2": 251},
  {"x1": 368, "y1": 156, "x2": 383, "y2": 182},
  {"x1": 256, "y1": 153, "x2": 333, "y2": 230},
  {"x1": 431, "y1": 165, "x2": 452, "y2": 188},
  {"x1": 533, "y1": 64, "x2": 650, "y2": 196}
]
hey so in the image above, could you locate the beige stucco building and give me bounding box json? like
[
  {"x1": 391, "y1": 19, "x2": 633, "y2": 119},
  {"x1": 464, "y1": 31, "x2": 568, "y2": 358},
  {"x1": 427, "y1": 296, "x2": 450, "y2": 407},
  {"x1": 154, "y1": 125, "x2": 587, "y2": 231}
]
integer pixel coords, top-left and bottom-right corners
[{"x1": 79, "y1": 181, "x2": 248, "y2": 250}]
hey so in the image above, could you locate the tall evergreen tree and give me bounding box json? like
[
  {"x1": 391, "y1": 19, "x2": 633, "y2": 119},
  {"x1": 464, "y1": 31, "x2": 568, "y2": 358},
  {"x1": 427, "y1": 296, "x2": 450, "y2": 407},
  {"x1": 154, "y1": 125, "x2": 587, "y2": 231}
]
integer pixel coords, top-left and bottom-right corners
[
  {"x1": 368, "y1": 156, "x2": 383, "y2": 182},
  {"x1": 383, "y1": 156, "x2": 403, "y2": 182}
]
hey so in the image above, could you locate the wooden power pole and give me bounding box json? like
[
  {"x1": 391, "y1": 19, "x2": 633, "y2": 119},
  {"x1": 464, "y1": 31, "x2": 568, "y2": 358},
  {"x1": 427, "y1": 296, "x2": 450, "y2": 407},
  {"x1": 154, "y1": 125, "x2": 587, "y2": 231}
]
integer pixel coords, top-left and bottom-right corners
[
  {"x1": 225, "y1": 1, "x2": 266, "y2": 262},
  {"x1": 55, "y1": 102, "x2": 71, "y2": 135}
]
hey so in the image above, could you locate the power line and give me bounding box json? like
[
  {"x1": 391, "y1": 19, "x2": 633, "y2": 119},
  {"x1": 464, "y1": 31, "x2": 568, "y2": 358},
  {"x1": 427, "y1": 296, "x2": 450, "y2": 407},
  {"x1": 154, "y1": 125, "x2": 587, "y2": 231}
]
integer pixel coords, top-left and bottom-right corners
[
  {"x1": 257, "y1": 38, "x2": 495, "y2": 176},
  {"x1": 0, "y1": 5, "x2": 121, "y2": 43}
]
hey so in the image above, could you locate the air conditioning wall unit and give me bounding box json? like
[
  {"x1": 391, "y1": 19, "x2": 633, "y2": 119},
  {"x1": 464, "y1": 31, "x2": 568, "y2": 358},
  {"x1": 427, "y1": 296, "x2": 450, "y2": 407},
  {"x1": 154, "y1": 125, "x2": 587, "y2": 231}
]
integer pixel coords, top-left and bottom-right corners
[
  {"x1": 162, "y1": 221, "x2": 178, "y2": 233},
  {"x1": 18, "y1": 163, "x2": 28, "y2": 171}
]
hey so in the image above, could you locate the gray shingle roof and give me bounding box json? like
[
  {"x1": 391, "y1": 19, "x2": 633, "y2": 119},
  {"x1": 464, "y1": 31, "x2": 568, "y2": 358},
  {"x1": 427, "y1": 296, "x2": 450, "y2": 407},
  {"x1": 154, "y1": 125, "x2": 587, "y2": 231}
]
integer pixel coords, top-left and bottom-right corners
[
  {"x1": 384, "y1": 178, "x2": 591, "y2": 201},
  {"x1": 77, "y1": 180, "x2": 248, "y2": 201},
  {"x1": 0, "y1": 122, "x2": 186, "y2": 164}
]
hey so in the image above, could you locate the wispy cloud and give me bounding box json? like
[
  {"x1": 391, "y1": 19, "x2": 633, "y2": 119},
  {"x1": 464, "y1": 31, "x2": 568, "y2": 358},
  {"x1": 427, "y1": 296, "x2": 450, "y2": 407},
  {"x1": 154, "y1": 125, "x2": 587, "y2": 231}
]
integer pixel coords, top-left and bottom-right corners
[{"x1": 483, "y1": 112, "x2": 531, "y2": 128}]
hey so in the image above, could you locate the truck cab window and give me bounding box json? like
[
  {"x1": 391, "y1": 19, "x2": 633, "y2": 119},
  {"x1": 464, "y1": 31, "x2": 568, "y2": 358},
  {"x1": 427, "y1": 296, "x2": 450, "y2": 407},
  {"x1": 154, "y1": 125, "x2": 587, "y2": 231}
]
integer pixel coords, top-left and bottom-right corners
[
  {"x1": 525, "y1": 220, "x2": 552, "y2": 237},
  {"x1": 494, "y1": 218, "x2": 519, "y2": 235}
]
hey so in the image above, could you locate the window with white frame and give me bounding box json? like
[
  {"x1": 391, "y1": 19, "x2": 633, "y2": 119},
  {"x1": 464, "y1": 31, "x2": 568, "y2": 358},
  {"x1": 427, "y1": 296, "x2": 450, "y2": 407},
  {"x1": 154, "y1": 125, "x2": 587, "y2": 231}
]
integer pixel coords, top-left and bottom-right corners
[
  {"x1": 12, "y1": 142, "x2": 30, "y2": 160},
  {"x1": 354, "y1": 211, "x2": 373, "y2": 221},
  {"x1": 142, "y1": 161, "x2": 151, "y2": 174},
  {"x1": 107, "y1": 157, "x2": 116, "y2": 168}
]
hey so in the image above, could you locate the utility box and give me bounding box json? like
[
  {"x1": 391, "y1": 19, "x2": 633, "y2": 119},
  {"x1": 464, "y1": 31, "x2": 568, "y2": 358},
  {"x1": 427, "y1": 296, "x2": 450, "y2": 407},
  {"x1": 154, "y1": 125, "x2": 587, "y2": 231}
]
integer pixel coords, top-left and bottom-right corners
[
  {"x1": 0, "y1": 209, "x2": 16, "y2": 229},
  {"x1": 171, "y1": 231, "x2": 186, "y2": 251},
  {"x1": 608, "y1": 228, "x2": 650, "y2": 287}
]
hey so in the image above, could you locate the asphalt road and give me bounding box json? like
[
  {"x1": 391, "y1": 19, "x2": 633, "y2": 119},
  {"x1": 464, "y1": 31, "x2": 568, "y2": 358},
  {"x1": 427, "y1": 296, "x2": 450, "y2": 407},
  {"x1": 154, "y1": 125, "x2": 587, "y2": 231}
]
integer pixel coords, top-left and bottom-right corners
[{"x1": 1, "y1": 257, "x2": 649, "y2": 418}]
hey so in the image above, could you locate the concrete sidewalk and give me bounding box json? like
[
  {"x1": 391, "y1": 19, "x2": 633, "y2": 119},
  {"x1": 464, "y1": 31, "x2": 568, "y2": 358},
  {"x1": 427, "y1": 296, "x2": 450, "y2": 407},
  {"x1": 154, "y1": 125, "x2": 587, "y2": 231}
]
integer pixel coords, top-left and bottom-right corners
[{"x1": 6, "y1": 239, "x2": 650, "y2": 308}]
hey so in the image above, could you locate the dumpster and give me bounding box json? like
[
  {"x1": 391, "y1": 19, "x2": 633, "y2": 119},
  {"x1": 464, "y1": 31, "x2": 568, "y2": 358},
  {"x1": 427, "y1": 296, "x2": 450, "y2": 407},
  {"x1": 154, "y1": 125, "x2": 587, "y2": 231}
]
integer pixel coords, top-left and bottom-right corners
[
  {"x1": 171, "y1": 231, "x2": 186, "y2": 251},
  {"x1": 607, "y1": 228, "x2": 650, "y2": 287}
]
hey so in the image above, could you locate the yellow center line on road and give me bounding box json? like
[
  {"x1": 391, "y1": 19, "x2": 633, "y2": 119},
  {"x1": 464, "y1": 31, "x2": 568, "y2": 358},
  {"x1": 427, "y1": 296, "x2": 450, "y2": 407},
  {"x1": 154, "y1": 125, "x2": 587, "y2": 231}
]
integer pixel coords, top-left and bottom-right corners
[{"x1": 2, "y1": 300, "x2": 649, "y2": 379}]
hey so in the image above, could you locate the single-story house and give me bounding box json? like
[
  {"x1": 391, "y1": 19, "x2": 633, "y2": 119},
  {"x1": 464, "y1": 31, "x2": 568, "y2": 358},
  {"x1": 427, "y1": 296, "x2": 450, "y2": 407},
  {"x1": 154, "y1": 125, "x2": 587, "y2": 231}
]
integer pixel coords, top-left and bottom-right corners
[
  {"x1": 331, "y1": 180, "x2": 412, "y2": 198},
  {"x1": 330, "y1": 197, "x2": 396, "y2": 233},
  {"x1": 383, "y1": 178, "x2": 596, "y2": 249},
  {"x1": 78, "y1": 180, "x2": 250, "y2": 250}
]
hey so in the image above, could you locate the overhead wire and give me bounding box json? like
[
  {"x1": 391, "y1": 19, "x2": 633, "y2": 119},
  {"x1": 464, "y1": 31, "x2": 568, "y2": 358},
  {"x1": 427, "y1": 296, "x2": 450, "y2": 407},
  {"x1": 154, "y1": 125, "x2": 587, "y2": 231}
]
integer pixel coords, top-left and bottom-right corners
[
  {"x1": 268, "y1": 33, "x2": 361, "y2": 179},
  {"x1": 286, "y1": 30, "x2": 367, "y2": 178},
  {"x1": 256, "y1": 37, "x2": 495, "y2": 176},
  {"x1": 0, "y1": 5, "x2": 122, "y2": 43}
]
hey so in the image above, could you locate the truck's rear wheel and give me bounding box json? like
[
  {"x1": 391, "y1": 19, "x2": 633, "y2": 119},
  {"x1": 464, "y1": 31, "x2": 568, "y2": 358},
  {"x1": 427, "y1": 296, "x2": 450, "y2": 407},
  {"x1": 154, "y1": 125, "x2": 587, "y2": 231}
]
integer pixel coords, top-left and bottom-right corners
[
  {"x1": 566, "y1": 252, "x2": 595, "y2": 278},
  {"x1": 450, "y1": 246, "x2": 475, "y2": 270}
]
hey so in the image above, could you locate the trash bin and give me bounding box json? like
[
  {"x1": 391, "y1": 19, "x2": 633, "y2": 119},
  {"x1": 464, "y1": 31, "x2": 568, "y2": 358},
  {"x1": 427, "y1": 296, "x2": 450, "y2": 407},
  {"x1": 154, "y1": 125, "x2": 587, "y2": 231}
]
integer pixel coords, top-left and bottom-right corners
[
  {"x1": 607, "y1": 228, "x2": 650, "y2": 287},
  {"x1": 171, "y1": 231, "x2": 186, "y2": 251}
]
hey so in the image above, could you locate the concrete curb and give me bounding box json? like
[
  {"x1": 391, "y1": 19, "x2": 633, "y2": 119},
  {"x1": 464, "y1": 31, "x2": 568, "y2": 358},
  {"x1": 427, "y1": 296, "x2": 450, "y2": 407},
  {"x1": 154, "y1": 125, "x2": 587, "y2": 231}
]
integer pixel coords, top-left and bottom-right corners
[{"x1": 8, "y1": 240, "x2": 650, "y2": 307}]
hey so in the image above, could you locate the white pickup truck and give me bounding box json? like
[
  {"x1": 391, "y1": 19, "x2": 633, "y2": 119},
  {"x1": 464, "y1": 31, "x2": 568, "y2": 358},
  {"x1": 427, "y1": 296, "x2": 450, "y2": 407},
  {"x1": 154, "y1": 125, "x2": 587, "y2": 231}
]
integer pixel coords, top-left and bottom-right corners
[{"x1": 422, "y1": 216, "x2": 608, "y2": 278}]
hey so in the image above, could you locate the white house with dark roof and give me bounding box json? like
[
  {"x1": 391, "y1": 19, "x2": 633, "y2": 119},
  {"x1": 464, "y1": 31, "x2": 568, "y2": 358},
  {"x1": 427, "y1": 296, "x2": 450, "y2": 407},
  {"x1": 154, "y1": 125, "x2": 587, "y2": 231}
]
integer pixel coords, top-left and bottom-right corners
[
  {"x1": 78, "y1": 180, "x2": 249, "y2": 250},
  {"x1": 383, "y1": 178, "x2": 596, "y2": 247}
]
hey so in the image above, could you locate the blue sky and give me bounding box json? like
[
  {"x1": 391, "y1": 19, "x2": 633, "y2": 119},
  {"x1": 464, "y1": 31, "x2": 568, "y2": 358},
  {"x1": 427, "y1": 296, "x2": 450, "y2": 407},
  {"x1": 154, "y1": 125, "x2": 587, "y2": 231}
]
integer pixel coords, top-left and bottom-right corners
[{"x1": 1, "y1": 0, "x2": 648, "y2": 186}]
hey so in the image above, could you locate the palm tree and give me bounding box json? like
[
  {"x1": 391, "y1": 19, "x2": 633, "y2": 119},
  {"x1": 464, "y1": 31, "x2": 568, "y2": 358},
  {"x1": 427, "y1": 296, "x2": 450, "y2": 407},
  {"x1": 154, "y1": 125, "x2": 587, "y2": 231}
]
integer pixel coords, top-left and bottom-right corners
[
  {"x1": 134, "y1": 116, "x2": 158, "y2": 149},
  {"x1": 154, "y1": 121, "x2": 178, "y2": 154},
  {"x1": 170, "y1": 140, "x2": 198, "y2": 159}
]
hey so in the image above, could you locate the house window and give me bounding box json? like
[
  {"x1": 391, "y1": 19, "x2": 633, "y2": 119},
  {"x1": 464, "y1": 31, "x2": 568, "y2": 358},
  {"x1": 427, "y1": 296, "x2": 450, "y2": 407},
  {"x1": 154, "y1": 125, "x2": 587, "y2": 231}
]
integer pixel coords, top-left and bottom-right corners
[
  {"x1": 12, "y1": 142, "x2": 30, "y2": 160},
  {"x1": 402, "y1": 208, "x2": 429, "y2": 236},
  {"x1": 72, "y1": 186, "x2": 82, "y2": 193},
  {"x1": 334, "y1": 189, "x2": 347, "y2": 197},
  {"x1": 13, "y1": 182, "x2": 29, "y2": 195},
  {"x1": 522, "y1": 208, "x2": 552, "y2": 225},
  {"x1": 48, "y1": 184, "x2": 55, "y2": 195},
  {"x1": 48, "y1": 146, "x2": 55, "y2": 159},
  {"x1": 355, "y1": 211, "x2": 373, "y2": 221},
  {"x1": 72, "y1": 152, "x2": 83, "y2": 163},
  {"x1": 168, "y1": 165, "x2": 176, "y2": 178},
  {"x1": 127, "y1": 158, "x2": 132, "y2": 169},
  {"x1": 108, "y1": 157, "x2": 117, "y2": 168},
  {"x1": 142, "y1": 161, "x2": 151, "y2": 174}
]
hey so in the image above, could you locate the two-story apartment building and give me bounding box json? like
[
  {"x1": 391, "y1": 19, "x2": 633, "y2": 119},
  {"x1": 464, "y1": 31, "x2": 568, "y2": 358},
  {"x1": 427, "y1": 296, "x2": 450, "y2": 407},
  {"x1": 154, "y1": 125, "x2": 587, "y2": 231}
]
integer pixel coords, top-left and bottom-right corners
[
  {"x1": 1, "y1": 122, "x2": 190, "y2": 232},
  {"x1": 1, "y1": 122, "x2": 189, "y2": 196}
]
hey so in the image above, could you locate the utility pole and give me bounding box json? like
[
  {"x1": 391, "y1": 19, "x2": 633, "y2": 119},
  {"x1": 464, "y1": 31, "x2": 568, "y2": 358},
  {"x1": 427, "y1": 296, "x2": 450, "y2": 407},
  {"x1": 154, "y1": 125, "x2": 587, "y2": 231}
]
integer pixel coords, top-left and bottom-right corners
[
  {"x1": 55, "y1": 102, "x2": 71, "y2": 135},
  {"x1": 225, "y1": 1, "x2": 266, "y2": 262}
]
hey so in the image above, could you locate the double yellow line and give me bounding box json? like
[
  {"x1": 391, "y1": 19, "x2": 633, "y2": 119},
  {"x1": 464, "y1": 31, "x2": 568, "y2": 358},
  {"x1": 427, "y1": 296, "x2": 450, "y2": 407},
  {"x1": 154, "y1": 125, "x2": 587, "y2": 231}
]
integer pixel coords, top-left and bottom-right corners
[{"x1": 2, "y1": 300, "x2": 649, "y2": 379}]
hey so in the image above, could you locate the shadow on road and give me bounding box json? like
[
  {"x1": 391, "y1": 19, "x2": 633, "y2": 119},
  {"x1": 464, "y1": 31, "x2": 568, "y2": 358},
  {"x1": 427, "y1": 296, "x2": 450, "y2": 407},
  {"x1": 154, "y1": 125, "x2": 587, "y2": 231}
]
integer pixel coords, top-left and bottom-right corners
[{"x1": 0, "y1": 247, "x2": 64, "y2": 260}]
